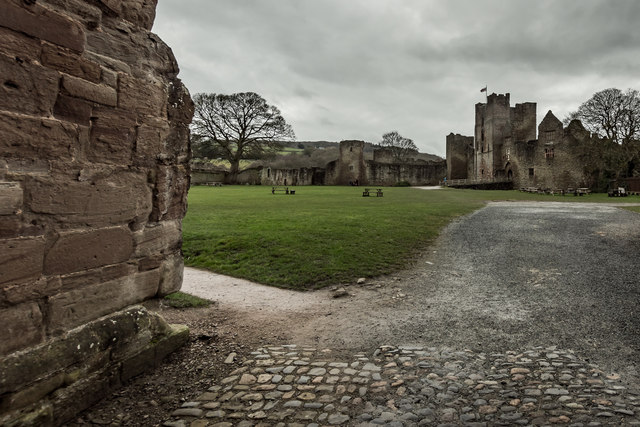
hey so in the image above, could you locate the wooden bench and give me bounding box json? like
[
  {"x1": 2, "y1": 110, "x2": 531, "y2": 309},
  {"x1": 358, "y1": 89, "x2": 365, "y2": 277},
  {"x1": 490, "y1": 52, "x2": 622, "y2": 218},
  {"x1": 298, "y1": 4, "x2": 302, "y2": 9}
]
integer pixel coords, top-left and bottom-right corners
[
  {"x1": 204, "y1": 182, "x2": 223, "y2": 187},
  {"x1": 272, "y1": 186, "x2": 295, "y2": 195},
  {"x1": 362, "y1": 188, "x2": 383, "y2": 197},
  {"x1": 575, "y1": 188, "x2": 590, "y2": 196}
]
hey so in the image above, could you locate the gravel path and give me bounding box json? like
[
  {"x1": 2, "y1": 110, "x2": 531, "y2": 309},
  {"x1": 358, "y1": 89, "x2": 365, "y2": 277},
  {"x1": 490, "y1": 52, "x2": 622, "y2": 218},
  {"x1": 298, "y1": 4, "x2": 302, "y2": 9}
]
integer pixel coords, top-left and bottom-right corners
[{"x1": 170, "y1": 201, "x2": 640, "y2": 425}]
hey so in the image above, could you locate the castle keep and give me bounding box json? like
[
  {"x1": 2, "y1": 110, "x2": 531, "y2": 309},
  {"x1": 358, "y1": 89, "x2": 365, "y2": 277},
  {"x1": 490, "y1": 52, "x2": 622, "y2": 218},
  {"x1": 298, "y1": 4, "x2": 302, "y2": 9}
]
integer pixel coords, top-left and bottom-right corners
[{"x1": 447, "y1": 92, "x2": 607, "y2": 190}]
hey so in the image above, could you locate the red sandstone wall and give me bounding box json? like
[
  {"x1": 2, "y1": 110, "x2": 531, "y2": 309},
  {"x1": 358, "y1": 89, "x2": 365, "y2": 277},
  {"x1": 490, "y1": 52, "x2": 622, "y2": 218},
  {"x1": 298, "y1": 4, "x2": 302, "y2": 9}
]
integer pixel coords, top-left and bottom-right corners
[{"x1": 0, "y1": 0, "x2": 192, "y2": 357}]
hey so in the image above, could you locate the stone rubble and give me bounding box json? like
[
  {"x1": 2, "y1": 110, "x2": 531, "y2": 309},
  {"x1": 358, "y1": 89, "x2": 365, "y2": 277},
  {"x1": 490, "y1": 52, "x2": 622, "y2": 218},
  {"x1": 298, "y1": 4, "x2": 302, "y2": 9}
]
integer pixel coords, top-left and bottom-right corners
[{"x1": 165, "y1": 345, "x2": 640, "y2": 426}]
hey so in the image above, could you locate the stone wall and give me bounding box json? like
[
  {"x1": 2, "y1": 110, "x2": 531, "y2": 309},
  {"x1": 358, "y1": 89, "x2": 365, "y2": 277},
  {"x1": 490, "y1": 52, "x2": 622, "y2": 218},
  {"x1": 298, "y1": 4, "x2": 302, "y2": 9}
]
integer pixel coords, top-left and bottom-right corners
[
  {"x1": 0, "y1": 0, "x2": 193, "y2": 424},
  {"x1": 445, "y1": 133, "x2": 473, "y2": 180},
  {"x1": 260, "y1": 166, "x2": 324, "y2": 186},
  {"x1": 365, "y1": 160, "x2": 446, "y2": 186}
]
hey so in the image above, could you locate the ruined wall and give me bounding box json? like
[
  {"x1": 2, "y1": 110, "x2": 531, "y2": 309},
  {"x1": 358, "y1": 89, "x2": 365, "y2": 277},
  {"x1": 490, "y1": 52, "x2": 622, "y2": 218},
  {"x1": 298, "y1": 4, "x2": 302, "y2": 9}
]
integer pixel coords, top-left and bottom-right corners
[
  {"x1": 445, "y1": 133, "x2": 473, "y2": 180},
  {"x1": 508, "y1": 113, "x2": 593, "y2": 190},
  {"x1": 260, "y1": 166, "x2": 324, "y2": 186},
  {"x1": 372, "y1": 148, "x2": 395, "y2": 163},
  {"x1": 190, "y1": 162, "x2": 227, "y2": 185},
  {"x1": 511, "y1": 102, "x2": 537, "y2": 144},
  {"x1": 0, "y1": 0, "x2": 193, "y2": 424},
  {"x1": 365, "y1": 160, "x2": 446, "y2": 186}
]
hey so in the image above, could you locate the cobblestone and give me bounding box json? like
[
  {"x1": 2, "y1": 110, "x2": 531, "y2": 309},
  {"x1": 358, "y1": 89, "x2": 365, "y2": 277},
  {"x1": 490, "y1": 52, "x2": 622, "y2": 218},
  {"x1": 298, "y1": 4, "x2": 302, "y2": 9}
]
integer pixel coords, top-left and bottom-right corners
[{"x1": 164, "y1": 345, "x2": 640, "y2": 426}]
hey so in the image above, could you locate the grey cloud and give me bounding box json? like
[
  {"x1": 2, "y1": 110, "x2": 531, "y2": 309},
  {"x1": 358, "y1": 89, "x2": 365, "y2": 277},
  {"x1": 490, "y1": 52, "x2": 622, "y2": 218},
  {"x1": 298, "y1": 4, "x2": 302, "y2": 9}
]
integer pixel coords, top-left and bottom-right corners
[{"x1": 153, "y1": 0, "x2": 640, "y2": 156}]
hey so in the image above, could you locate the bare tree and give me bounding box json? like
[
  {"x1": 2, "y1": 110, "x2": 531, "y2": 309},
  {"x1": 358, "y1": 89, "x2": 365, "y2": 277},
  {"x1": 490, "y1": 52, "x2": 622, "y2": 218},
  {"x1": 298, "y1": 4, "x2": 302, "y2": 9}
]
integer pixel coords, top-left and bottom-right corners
[
  {"x1": 379, "y1": 131, "x2": 418, "y2": 162},
  {"x1": 565, "y1": 88, "x2": 640, "y2": 145},
  {"x1": 192, "y1": 92, "x2": 295, "y2": 182}
]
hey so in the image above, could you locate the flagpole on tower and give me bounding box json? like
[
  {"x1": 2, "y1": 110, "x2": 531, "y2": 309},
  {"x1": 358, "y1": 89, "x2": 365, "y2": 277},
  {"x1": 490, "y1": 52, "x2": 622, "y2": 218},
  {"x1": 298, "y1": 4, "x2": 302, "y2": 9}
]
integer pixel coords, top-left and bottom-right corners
[{"x1": 480, "y1": 85, "x2": 488, "y2": 103}]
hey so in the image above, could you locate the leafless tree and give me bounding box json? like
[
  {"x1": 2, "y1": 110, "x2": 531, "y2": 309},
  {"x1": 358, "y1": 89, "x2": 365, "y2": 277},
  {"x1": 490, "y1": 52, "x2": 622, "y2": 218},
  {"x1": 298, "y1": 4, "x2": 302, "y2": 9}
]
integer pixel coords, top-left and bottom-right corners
[
  {"x1": 192, "y1": 92, "x2": 295, "y2": 182},
  {"x1": 565, "y1": 88, "x2": 640, "y2": 145},
  {"x1": 379, "y1": 131, "x2": 418, "y2": 162}
]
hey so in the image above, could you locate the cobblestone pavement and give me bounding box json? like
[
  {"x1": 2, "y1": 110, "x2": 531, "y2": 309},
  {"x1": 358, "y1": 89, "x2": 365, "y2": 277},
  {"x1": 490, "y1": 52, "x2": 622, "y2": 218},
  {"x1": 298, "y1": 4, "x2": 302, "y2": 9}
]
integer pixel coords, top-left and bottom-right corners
[{"x1": 164, "y1": 344, "x2": 640, "y2": 426}]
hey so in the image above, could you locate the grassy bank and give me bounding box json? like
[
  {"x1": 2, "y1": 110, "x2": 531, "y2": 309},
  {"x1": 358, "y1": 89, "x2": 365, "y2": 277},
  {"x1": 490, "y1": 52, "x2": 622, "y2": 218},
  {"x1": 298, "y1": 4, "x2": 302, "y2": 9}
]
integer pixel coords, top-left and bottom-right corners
[{"x1": 182, "y1": 186, "x2": 639, "y2": 289}]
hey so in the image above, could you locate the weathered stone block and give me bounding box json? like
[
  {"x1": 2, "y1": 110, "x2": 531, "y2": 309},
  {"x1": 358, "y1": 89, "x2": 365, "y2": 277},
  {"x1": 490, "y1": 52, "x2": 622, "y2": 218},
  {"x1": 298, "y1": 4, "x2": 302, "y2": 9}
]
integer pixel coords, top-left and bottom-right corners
[
  {"x1": 0, "y1": 52, "x2": 60, "y2": 116},
  {"x1": 0, "y1": 27, "x2": 41, "y2": 63},
  {"x1": 53, "y1": 93, "x2": 93, "y2": 125},
  {"x1": 28, "y1": 172, "x2": 152, "y2": 227},
  {"x1": 50, "y1": 368, "x2": 119, "y2": 425},
  {"x1": 158, "y1": 252, "x2": 184, "y2": 296},
  {"x1": 134, "y1": 117, "x2": 171, "y2": 167},
  {"x1": 0, "y1": 278, "x2": 55, "y2": 308},
  {"x1": 163, "y1": 123, "x2": 191, "y2": 165},
  {"x1": 137, "y1": 255, "x2": 163, "y2": 271},
  {"x1": 151, "y1": 165, "x2": 189, "y2": 221},
  {"x1": 118, "y1": 72, "x2": 166, "y2": 117},
  {"x1": 101, "y1": 66, "x2": 118, "y2": 87},
  {"x1": 40, "y1": 0, "x2": 103, "y2": 31},
  {"x1": 0, "y1": 237, "x2": 45, "y2": 286},
  {"x1": 88, "y1": 106, "x2": 136, "y2": 164},
  {"x1": 167, "y1": 76, "x2": 194, "y2": 124},
  {"x1": 133, "y1": 220, "x2": 181, "y2": 257},
  {"x1": 84, "y1": 50, "x2": 132, "y2": 75},
  {"x1": 44, "y1": 227, "x2": 133, "y2": 276},
  {"x1": 58, "y1": 263, "x2": 135, "y2": 294},
  {"x1": 62, "y1": 73, "x2": 117, "y2": 106},
  {"x1": 5, "y1": 158, "x2": 50, "y2": 176},
  {"x1": 121, "y1": 0, "x2": 158, "y2": 30},
  {"x1": 0, "y1": 182, "x2": 22, "y2": 215},
  {"x1": 0, "y1": 372, "x2": 65, "y2": 412},
  {"x1": 47, "y1": 270, "x2": 159, "y2": 331},
  {"x1": 98, "y1": 0, "x2": 122, "y2": 14},
  {"x1": 42, "y1": 42, "x2": 101, "y2": 83},
  {"x1": 0, "y1": 111, "x2": 79, "y2": 160},
  {"x1": 1, "y1": 306, "x2": 148, "y2": 394},
  {"x1": 0, "y1": 402, "x2": 53, "y2": 427},
  {"x1": 0, "y1": 302, "x2": 43, "y2": 355},
  {"x1": 0, "y1": 1, "x2": 86, "y2": 52},
  {"x1": 121, "y1": 323, "x2": 188, "y2": 381}
]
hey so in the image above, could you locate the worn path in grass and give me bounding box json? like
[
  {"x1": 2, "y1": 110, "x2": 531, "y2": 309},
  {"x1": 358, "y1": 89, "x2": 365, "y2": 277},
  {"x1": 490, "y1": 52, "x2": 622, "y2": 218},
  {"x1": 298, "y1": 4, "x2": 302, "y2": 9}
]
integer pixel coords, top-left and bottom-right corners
[{"x1": 182, "y1": 201, "x2": 640, "y2": 384}]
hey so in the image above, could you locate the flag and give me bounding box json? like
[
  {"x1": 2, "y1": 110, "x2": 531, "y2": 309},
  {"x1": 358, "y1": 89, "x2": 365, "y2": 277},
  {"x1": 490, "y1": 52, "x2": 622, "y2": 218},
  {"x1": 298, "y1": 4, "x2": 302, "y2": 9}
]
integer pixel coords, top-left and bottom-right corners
[{"x1": 480, "y1": 86, "x2": 487, "y2": 93}]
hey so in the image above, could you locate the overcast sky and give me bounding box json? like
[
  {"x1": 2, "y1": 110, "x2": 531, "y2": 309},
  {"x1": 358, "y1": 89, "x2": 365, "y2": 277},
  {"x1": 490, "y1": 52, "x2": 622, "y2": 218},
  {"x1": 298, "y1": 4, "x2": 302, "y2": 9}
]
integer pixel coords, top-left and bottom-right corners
[{"x1": 153, "y1": 1, "x2": 640, "y2": 157}]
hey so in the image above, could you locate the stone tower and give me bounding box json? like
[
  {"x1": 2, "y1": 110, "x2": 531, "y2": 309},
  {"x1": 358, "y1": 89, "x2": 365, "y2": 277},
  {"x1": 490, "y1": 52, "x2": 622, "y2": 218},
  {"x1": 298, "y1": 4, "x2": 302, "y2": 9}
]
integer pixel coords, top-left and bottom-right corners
[
  {"x1": 336, "y1": 140, "x2": 366, "y2": 185},
  {"x1": 474, "y1": 93, "x2": 536, "y2": 180}
]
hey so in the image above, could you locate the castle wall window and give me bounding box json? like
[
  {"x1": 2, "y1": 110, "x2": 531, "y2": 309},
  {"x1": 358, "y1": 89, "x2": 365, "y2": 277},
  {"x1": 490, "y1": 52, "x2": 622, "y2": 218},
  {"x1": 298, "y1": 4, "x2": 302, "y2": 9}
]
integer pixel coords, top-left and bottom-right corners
[
  {"x1": 544, "y1": 147, "x2": 554, "y2": 159},
  {"x1": 529, "y1": 168, "x2": 534, "y2": 178}
]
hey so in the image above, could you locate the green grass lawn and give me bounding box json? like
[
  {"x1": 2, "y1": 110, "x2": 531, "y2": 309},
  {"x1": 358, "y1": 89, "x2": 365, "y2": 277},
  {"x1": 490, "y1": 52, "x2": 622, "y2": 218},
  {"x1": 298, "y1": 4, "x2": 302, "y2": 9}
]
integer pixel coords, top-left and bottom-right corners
[
  {"x1": 182, "y1": 186, "x2": 640, "y2": 290},
  {"x1": 623, "y1": 206, "x2": 640, "y2": 214}
]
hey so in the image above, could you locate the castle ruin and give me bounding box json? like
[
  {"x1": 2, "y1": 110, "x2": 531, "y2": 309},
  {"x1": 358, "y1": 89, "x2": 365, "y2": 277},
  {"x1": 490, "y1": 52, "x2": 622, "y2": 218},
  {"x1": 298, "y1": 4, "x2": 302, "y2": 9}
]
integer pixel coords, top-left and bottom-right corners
[
  {"x1": 193, "y1": 140, "x2": 447, "y2": 187},
  {"x1": 446, "y1": 92, "x2": 623, "y2": 191}
]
